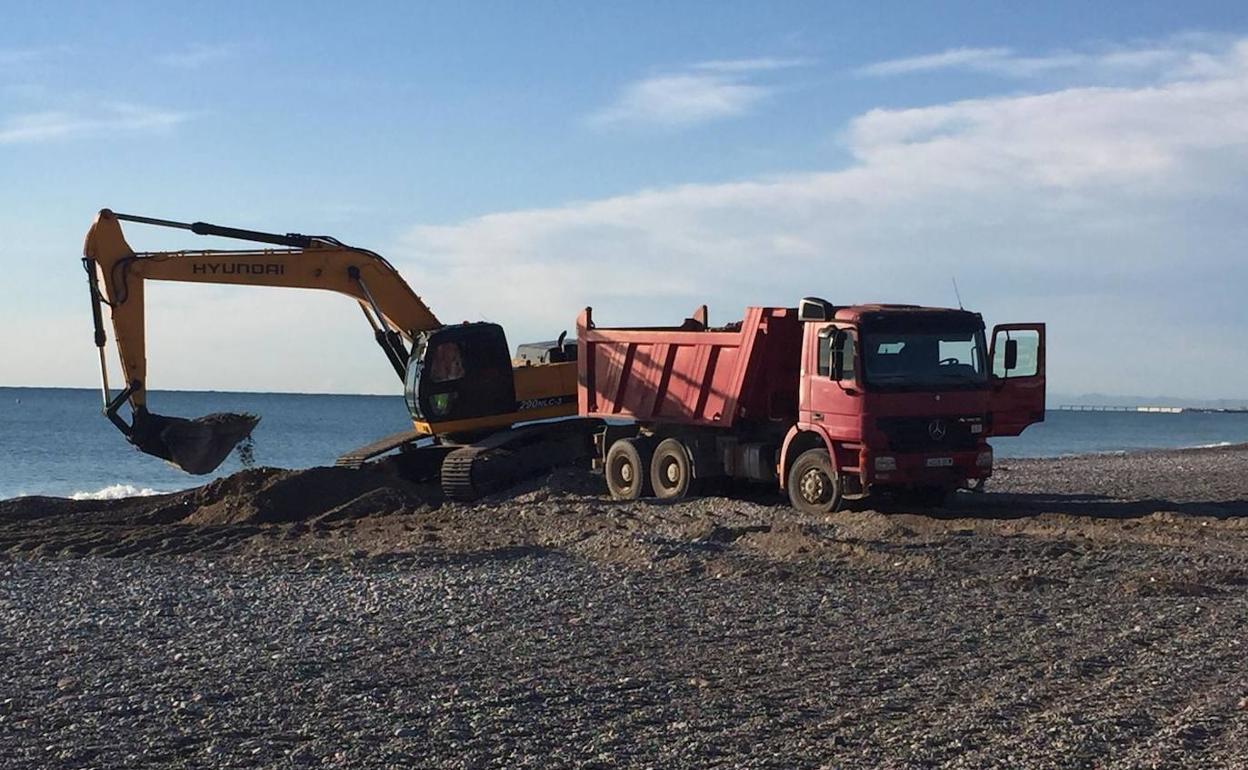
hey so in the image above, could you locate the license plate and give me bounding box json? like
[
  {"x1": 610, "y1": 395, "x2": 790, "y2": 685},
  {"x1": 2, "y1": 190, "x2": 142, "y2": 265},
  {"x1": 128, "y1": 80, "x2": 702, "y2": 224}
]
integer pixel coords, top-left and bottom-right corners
[{"x1": 925, "y1": 457, "x2": 954, "y2": 467}]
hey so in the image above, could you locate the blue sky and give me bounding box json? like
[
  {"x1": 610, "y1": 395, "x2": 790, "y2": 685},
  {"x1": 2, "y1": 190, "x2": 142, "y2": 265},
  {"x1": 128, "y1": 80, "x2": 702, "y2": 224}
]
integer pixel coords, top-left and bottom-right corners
[{"x1": 3, "y1": 1, "x2": 1248, "y2": 398}]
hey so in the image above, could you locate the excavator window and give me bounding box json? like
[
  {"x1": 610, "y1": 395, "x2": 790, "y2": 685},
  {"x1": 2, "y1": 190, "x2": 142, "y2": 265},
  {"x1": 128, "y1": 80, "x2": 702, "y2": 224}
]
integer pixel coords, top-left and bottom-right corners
[{"x1": 430, "y1": 342, "x2": 466, "y2": 382}]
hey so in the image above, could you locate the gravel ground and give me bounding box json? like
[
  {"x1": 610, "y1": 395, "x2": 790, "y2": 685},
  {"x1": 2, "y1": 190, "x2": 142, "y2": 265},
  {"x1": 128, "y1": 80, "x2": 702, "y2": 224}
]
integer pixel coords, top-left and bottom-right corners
[{"x1": 2, "y1": 447, "x2": 1248, "y2": 768}]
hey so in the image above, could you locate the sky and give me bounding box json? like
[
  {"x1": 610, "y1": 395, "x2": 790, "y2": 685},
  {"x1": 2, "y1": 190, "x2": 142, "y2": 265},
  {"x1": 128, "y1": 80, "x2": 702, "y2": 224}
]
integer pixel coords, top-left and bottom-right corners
[{"x1": 2, "y1": 1, "x2": 1248, "y2": 399}]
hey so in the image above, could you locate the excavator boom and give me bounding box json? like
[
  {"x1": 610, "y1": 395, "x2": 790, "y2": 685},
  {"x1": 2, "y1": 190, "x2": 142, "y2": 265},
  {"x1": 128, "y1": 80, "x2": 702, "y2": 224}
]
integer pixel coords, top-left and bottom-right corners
[{"x1": 83, "y1": 209, "x2": 441, "y2": 473}]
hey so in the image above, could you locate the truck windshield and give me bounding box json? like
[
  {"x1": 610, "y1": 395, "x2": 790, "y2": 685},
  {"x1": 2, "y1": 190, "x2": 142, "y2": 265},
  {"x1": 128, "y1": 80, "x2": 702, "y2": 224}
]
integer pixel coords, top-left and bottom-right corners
[{"x1": 862, "y1": 329, "x2": 988, "y2": 389}]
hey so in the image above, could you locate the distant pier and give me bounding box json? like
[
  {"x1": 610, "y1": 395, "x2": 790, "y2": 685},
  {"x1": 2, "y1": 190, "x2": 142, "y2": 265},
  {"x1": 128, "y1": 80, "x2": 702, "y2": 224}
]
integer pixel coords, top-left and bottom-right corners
[{"x1": 1057, "y1": 405, "x2": 1248, "y2": 414}]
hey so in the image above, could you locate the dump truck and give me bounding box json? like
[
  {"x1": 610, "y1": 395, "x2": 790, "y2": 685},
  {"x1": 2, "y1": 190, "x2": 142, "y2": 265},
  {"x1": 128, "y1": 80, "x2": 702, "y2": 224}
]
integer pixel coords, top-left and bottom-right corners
[{"x1": 577, "y1": 299, "x2": 1044, "y2": 512}]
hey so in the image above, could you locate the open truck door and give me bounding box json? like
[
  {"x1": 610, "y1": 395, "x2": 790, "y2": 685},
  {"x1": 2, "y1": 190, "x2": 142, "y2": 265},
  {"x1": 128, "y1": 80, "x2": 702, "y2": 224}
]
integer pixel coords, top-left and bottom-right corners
[{"x1": 988, "y1": 323, "x2": 1045, "y2": 436}]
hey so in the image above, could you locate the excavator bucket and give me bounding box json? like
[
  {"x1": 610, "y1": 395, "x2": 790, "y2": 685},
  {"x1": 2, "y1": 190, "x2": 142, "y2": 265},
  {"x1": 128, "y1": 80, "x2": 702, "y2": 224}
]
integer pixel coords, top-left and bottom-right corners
[{"x1": 129, "y1": 411, "x2": 260, "y2": 475}]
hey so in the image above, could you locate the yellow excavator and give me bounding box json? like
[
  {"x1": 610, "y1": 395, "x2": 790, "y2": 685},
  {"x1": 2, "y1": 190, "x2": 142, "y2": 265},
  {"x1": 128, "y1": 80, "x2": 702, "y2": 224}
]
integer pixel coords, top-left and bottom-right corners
[{"x1": 82, "y1": 209, "x2": 591, "y2": 499}]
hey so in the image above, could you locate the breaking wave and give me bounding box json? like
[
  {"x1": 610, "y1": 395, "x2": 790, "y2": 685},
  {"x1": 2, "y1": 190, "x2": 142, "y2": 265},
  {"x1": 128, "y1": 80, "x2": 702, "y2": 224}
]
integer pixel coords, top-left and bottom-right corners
[{"x1": 70, "y1": 484, "x2": 163, "y2": 501}]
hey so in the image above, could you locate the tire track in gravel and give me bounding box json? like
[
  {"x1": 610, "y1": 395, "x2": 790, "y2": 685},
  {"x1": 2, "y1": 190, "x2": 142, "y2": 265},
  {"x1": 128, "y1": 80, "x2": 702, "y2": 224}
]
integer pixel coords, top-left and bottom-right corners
[
  {"x1": 860, "y1": 544, "x2": 1243, "y2": 767},
  {"x1": 946, "y1": 595, "x2": 1247, "y2": 768},
  {"x1": 782, "y1": 540, "x2": 1121, "y2": 765},
  {"x1": 1183, "y1": 700, "x2": 1248, "y2": 768},
  {"x1": 920, "y1": 609, "x2": 1150, "y2": 760},
  {"x1": 1097, "y1": 602, "x2": 1248, "y2": 769}
]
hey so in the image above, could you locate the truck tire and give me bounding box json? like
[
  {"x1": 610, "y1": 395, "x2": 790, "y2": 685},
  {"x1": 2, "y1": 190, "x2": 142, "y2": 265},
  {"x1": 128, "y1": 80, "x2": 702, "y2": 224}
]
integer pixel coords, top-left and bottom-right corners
[
  {"x1": 605, "y1": 437, "x2": 652, "y2": 500},
  {"x1": 650, "y1": 438, "x2": 696, "y2": 501},
  {"x1": 787, "y1": 448, "x2": 843, "y2": 514}
]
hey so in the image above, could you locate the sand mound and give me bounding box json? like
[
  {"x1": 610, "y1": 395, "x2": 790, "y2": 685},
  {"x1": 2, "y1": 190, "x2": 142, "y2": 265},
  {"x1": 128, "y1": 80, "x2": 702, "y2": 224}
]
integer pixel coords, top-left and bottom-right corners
[{"x1": 176, "y1": 466, "x2": 430, "y2": 525}]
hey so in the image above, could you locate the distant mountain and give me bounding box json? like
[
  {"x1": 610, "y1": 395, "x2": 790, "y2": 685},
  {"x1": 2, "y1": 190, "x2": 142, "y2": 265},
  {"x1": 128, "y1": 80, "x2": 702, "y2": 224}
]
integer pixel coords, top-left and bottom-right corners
[{"x1": 1050, "y1": 393, "x2": 1248, "y2": 409}]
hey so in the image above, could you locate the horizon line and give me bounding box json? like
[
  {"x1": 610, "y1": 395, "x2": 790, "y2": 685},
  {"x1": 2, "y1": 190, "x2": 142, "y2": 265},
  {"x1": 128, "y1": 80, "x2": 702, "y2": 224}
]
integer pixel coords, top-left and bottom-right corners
[
  {"x1": 0, "y1": 384, "x2": 400, "y2": 398},
  {"x1": 1, "y1": 384, "x2": 1245, "y2": 405}
]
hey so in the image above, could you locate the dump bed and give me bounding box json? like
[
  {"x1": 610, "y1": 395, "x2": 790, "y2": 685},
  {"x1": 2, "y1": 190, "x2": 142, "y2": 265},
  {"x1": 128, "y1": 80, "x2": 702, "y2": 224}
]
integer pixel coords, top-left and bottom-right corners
[{"x1": 577, "y1": 305, "x2": 802, "y2": 429}]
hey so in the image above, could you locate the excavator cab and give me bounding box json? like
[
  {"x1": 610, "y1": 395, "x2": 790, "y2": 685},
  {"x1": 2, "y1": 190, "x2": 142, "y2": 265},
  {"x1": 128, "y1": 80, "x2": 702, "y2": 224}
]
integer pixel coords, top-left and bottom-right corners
[{"x1": 405, "y1": 322, "x2": 517, "y2": 429}]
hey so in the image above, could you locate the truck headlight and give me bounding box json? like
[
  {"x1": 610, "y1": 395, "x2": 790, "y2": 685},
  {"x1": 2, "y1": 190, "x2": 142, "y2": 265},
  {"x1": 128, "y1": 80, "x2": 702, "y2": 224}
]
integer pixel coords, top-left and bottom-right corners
[
  {"x1": 977, "y1": 449, "x2": 993, "y2": 468},
  {"x1": 874, "y1": 456, "x2": 897, "y2": 472}
]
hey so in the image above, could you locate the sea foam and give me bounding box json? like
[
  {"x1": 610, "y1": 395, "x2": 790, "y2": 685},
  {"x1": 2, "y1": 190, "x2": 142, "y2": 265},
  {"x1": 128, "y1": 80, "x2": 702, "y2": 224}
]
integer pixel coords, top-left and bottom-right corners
[{"x1": 70, "y1": 484, "x2": 162, "y2": 501}]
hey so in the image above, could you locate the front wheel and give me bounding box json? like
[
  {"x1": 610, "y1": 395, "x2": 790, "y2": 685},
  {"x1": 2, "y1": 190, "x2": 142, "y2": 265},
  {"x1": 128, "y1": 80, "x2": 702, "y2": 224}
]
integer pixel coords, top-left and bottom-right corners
[{"x1": 787, "y1": 448, "x2": 844, "y2": 514}]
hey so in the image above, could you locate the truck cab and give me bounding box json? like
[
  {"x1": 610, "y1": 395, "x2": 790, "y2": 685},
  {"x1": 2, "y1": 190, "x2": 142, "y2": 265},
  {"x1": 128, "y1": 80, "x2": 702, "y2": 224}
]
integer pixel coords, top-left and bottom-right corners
[{"x1": 784, "y1": 297, "x2": 1044, "y2": 510}]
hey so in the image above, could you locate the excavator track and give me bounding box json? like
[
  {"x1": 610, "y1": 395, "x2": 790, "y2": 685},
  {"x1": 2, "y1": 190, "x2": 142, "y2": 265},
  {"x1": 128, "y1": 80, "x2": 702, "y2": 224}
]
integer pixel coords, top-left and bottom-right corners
[
  {"x1": 440, "y1": 419, "x2": 602, "y2": 501},
  {"x1": 335, "y1": 428, "x2": 427, "y2": 469}
]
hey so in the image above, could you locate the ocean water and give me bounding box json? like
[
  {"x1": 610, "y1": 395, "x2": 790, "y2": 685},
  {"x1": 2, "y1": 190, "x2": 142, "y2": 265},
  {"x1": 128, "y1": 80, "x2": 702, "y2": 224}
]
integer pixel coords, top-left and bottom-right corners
[
  {"x1": 0, "y1": 387, "x2": 413, "y2": 500},
  {"x1": 2, "y1": 387, "x2": 1248, "y2": 500}
]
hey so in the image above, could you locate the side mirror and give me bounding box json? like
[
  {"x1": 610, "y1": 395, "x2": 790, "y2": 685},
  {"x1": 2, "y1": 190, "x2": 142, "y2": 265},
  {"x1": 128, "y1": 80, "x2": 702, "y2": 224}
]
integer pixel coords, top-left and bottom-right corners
[
  {"x1": 799, "y1": 297, "x2": 834, "y2": 322},
  {"x1": 1004, "y1": 338, "x2": 1018, "y2": 371}
]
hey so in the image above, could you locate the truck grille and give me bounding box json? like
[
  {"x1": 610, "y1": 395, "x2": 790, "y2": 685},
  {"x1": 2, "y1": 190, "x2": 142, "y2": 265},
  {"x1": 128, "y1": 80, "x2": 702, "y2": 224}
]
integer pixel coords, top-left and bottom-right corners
[{"x1": 876, "y1": 416, "x2": 981, "y2": 453}]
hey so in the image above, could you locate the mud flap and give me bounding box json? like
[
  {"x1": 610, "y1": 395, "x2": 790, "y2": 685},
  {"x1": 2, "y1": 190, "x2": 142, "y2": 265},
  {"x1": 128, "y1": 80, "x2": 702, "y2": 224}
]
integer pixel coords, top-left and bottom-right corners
[{"x1": 130, "y1": 411, "x2": 260, "y2": 475}]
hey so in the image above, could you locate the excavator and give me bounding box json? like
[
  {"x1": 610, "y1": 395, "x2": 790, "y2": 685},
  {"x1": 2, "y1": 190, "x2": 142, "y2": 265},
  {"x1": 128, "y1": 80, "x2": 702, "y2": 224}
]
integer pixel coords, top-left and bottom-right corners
[{"x1": 81, "y1": 209, "x2": 591, "y2": 499}]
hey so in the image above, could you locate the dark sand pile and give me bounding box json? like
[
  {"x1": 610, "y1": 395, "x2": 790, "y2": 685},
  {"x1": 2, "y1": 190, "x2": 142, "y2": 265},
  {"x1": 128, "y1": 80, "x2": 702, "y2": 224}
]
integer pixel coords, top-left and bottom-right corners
[
  {"x1": 178, "y1": 465, "x2": 429, "y2": 526},
  {"x1": 0, "y1": 460, "x2": 432, "y2": 557}
]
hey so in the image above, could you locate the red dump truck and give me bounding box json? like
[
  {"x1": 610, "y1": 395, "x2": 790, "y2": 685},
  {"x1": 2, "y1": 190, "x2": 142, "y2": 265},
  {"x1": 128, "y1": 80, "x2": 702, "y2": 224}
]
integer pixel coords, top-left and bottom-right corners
[{"x1": 577, "y1": 299, "x2": 1044, "y2": 512}]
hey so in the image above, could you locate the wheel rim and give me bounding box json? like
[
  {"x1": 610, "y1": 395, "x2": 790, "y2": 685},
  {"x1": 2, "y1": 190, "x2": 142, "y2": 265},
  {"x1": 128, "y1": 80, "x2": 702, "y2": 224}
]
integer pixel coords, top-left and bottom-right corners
[
  {"x1": 657, "y1": 456, "x2": 681, "y2": 491},
  {"x1": 799, "y1": 467, "x2": 831, "y2": 505},
  {"x1": 610, "y1": 455, "x2": 634, "y2": 491}
]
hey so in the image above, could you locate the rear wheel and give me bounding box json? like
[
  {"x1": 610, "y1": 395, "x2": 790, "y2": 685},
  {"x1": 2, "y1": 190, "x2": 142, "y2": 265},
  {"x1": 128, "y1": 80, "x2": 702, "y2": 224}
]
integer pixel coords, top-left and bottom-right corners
[
  {"x1": 605, "y1": 437, "x2": 652, "y2": 500},
  {"x1": 787, "y1": 448, "x2": 843, "y2": 514},
  {"x1": 650, "y1": 438, "x2": 697, "y2": 501}
]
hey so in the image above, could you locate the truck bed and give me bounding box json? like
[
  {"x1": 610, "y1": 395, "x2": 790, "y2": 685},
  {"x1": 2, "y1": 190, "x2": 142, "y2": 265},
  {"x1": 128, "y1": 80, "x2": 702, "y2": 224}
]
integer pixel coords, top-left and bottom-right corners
[{"x1": 576, "y1": 306, "x2": 802, "y2": 429}]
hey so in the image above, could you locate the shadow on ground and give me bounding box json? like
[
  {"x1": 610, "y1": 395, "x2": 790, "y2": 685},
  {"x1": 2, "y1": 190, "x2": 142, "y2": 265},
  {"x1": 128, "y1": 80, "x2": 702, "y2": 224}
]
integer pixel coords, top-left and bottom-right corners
[{"x1": 943, "y1": 493, "x2": 1248, "y2": 520}]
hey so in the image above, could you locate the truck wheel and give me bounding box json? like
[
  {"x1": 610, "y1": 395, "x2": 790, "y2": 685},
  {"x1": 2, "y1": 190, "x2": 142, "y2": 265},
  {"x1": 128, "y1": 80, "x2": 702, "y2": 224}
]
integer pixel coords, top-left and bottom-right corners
[
  {"x1": 605, "y1": 438, "x2": 652, "y2": 500},
  {"x1": 787, "y1": 449, "x2": 843, "y2": 514},
  {"x1": 651, "y1": 438, "x2": 696, "y2": 501}
]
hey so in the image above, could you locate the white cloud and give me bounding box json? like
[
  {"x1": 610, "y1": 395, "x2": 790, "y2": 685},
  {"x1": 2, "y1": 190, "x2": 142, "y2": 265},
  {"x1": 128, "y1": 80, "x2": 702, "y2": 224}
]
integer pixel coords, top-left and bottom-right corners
[
  {"x1": 857, "y1": 47, "x2": 1014, "y2": 77},
  {"x1": 693, "y1": 57, "x2": 811, "y2": 73},
  {"x1": 157, "y1": 43, "x2": 238, "y2": 69},
  {"x1": 858, "y1": 35, "x2": 1241, "y2": 81},
  {"x1": 588, "y1": 57, "x2": 806, "y2": 128},
  {"x1": 0, "y1": 103, "x2": 187, "y2": 144},
  {"x1": 0, "y1": 46, "x2": 68, "y2": 68},
  {"x1": 397, "y1": 37, "x2": 1248, "y2": 398}
]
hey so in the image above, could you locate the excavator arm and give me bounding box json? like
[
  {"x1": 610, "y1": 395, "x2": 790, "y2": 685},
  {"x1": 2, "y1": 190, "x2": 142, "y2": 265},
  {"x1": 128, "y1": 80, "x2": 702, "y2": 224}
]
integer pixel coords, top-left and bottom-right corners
[{"x1": 82, "y1": 209, "x2": 441, "y2": 474}]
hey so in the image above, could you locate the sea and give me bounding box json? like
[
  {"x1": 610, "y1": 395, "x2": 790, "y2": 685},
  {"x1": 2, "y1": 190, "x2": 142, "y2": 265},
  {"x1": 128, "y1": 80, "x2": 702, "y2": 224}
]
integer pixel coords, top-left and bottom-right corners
[{"x1": 3, "y1": 386, "x2": 1248, "y2": 501}]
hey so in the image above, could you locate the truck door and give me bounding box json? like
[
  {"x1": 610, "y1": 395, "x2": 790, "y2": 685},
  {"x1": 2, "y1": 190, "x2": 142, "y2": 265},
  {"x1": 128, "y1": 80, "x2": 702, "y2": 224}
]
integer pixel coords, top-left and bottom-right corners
[
  {"x1": 805, "y1": 323, "x2": 861, "y2": 441},
  {"x1": 988, "y1": 323, "x2": 1045, "y2": 436}
]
